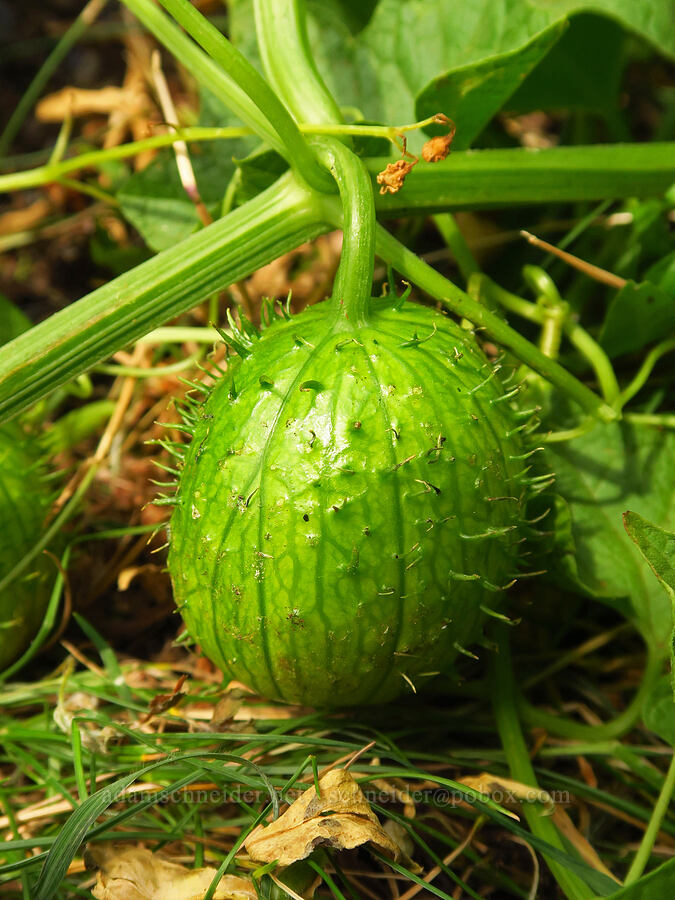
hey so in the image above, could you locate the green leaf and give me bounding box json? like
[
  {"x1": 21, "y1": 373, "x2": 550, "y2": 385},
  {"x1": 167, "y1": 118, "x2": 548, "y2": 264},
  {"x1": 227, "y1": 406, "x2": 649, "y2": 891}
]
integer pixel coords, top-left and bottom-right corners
[
  {"x1": 643, "y1": 677, "x2": 675, "y2": 745},
  {"x1": 89, "y1": 224, "x2": 151, "y2": 276},
  {"x1": 600, "y1": 279, "x2": 675, "y2": 357},
  {"x1": 605, "y1": 858, "x2": 675, "y2": 899},
  {"x1": 118, "y1": 88, "x2": 257, "y2": 251},
  {"x1": 328, "y1": 0, "x2": 378, "y2": 31},
  {"x1": 232, "y1": 0, "x2": 675, "y2": 153},
  {"x1": 615, "y1": 199, "x2": 674, "y2": 280},
  {"x1": 415, "y1": 22, "x2": 566, "y2": 150},
  {"x1": 234, "y1": 147, "x2": 289, "y2": 204},
  {"x1": 507, "y1": 13, "x2": 626, "y2": 116},
  {"x1": 117, "y1": 151, "x2": 205, "y2": 252},
  {"x1": 0, "y1": 294, "x2": 31, "y2": 345},
  {"x1": 598, "y1": 234, "x2": 675, "y2": 357},
  {"x1": 543, "y1": 423, "x2": 674, "y2": 656},
  {"x1": 623, "y1": 512, "x2": 675, "y2": 605},
  {"x1": 623, "y1": 512, "x2": 675, "y2": 696}
]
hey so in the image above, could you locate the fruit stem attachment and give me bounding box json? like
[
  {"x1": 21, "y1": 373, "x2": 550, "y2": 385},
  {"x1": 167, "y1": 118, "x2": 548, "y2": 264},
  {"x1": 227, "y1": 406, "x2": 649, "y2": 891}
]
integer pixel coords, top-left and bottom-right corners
[
  {"x1": 317, "y1": 141, "x2": 376, "y2": 326},
  {"x1": 373, "y1": 227, "x2": 618, "y2": 423}
]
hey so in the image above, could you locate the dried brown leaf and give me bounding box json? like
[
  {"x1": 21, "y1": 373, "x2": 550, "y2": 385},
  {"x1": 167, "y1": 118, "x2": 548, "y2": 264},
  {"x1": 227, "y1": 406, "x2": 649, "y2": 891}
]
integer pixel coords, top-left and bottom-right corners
[
  {"x1": 245, "y1": 769, "x2": 402, "y2": 867},
  {"x1": 86, "y1": 844, "x2": 256, "y2": 900},
  {"x1": 458, "y1": 772, "x2": 553, "y2": 816},
  {"x1": 140, "y1": 674, "x2": 188, "y2": 722},
  {"x1": 551, "y1": 808, "x2": 620, "y2": 882}
]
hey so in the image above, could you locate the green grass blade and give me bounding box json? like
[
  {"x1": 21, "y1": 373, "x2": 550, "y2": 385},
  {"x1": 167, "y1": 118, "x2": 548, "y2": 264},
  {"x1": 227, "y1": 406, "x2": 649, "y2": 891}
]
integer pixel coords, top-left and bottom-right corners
[
  {"x1": 0, "y1": 0, "x2": 109, "y2": 157},
  {"x1": 72, "y1": 613, "x2": 132, "y2": 705},
  {"x1": 0, "y1": 547, "x2": 69, "y2": 684},
  {"x1": 489, "y1": 624, "x2": 602, "y2": 899},
  {"x1": 30, "y1": 750, "x2": 279, "y2": 898}
]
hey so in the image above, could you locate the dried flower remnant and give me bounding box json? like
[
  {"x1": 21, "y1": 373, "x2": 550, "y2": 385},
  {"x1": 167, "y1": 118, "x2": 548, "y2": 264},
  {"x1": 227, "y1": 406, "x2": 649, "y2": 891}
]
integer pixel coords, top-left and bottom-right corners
[
  {"x1": 378, "y1": 115, "x2": 456, "y2": 193},
  {"x1": 376, "y1": 157, "x2": 417, "y2": 194},
  {"x1": 421, "y1": 115, "x2": 457, "y2": 162}
]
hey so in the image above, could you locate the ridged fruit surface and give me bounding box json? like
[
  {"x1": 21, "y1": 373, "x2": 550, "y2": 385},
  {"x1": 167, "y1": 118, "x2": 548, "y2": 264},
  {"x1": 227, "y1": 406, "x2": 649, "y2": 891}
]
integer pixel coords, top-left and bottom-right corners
[
  {"x1": 169, "y1": 298, "x2": 526, "y2": 706},
  {"x1": 0, "y1": 423, "x2": 54, "y2": 670}
]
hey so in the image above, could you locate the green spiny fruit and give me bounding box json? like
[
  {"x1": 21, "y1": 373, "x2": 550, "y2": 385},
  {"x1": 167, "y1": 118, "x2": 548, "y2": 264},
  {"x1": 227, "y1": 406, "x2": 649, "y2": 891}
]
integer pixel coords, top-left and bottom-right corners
[
  {"x1": 0, "y1": 421, "x2": 55, "y2": 671},
  {"x1": 168, "y1": 294, "x2": 532, "y2": 707}
]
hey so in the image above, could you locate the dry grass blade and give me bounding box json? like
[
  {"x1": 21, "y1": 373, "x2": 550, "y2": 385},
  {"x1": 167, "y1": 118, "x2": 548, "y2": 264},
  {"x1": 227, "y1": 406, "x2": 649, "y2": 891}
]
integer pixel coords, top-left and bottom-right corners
[{"x1": 520, "y1": 229, "x2": 627, "y2": 288}]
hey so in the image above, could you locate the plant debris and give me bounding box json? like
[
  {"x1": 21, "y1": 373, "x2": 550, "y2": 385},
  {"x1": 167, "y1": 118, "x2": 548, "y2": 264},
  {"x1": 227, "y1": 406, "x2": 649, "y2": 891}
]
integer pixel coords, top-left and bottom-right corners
[
  {"x1": 245, "y1": 768, "x2": 409, "y2": 868},
  {"x1": 86, "y1": 844, "x2": 256, "y2": 900}
]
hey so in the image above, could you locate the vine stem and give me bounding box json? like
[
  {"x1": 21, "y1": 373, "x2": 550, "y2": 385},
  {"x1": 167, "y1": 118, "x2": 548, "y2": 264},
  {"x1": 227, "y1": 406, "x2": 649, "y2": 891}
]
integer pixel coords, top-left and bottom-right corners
[
  {"x1": 0, "y1": 128, "x2": 250, "y2": 192},
  {"x1": 433, "y1": 214, "x2": 480, "y2": 284},
  {"x1": 619, "y1": 338, "x2": 675, "y2": 408},
  {"x1": 121, "y1": 0, "x2": 333, "y2": 192},
  {"x1": 157, "y1": 0, "x2": 334, "y2": 192},
  {"x1": 473, "y1": 275, "x2": 621, "y2": 407},
  {"x1": 517, "y1": 644, "x2": 663, "y2": 741},
  {"x1": 489, "y1": 625, "x2": 595, "y2": 900},
  {"x1": 366, "y1": 225, "x2": 618, "y2": 422},
  {"x1": 523, "y1": 266, "x2": 620, "y2": 405},
  {"x1": 624, "y1": 752, "x2": 675, "y2": 884},
  {"x1": 624, "y1": 411, "x2": 675, "y2": 428},
  {"x1": 0, "y1": 118, "x2": 519, "y2": 194},
  {"x1": 254, "y1": 0, "x2": 344, "y2": 127},
  {"x1": 0, "y1": 172, "x2": 325, "y2": 423}
]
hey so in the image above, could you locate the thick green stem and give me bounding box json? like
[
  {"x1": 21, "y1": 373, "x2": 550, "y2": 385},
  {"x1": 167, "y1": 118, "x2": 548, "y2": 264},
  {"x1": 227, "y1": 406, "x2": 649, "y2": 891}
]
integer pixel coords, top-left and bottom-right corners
[
  {"x1": 0, "y1": 173, "x2": 325, "y2": 423},
  {"x1": 518, "y1": 644, "x2": 662, "y2": 741},
  {"x1": 368, "y1": 226, "x2": 617, "y2": 422},
  {"x1": 254, "y1": 0, "x2": 344, "y2": 127},
  {"x1": 316, "y1": 142, "x2": 375, "y2": 326},
  {"x1": 3, "y1": 141, "x2": 673, "y2": 214},
  {"x1": 489, "y1": 626, "x2": 595, "y2": 900},
  {"x1": 367, "y1": 143, "x2": 675, "y2": 215}
]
